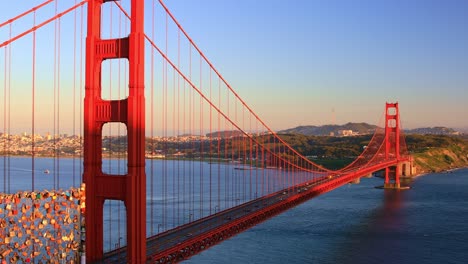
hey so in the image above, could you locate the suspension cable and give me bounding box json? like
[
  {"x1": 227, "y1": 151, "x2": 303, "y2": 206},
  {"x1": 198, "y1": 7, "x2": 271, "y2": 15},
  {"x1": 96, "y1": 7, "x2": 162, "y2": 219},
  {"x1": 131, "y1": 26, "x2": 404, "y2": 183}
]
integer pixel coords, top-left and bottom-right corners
[
  {"x1": 0, "y1": 0, "x2": 54, "y2": 28},
  {"x1": 0, "y1": 1, "x2": 87, "y2": 49}
]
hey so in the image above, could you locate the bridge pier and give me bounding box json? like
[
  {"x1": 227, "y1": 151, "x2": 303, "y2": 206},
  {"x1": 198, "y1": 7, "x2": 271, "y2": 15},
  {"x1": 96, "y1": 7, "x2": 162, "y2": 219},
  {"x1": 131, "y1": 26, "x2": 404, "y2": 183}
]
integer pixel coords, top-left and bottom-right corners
[
  {"x1": 383, "y1": 163, "x2": 411, "y2": 190},
  {"x1": 384, "y1": 166, "x2": 399, "y2": 189},
  {"x1": 400, "y1": 158, "x2": 417, "y2": 178}
]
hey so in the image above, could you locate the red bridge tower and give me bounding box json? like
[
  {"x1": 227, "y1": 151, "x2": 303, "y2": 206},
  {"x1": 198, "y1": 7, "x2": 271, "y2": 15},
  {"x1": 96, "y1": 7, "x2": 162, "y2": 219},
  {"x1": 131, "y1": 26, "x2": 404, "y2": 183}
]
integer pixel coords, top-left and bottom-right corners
[
  {"x1": 84, "y1": 0, "x2": 146, "y2": 262},
  {"x1": 384, "y1": 102, "x2": 401, "y2": 188}
]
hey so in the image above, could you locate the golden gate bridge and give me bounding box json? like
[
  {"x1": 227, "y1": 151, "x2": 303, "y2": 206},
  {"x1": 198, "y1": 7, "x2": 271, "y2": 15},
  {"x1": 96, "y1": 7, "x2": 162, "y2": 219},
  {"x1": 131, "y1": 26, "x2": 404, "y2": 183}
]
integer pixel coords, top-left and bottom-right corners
[{"x1": 0, "y1": 0, "x2": 414, "y2": 263}]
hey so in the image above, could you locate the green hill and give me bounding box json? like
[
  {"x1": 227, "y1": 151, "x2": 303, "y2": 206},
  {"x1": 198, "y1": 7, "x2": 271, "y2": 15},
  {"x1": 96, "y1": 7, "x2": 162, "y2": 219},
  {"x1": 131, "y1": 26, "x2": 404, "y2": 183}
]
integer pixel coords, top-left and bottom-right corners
[
  {"x1": 275, "y1": 133, "x2": 468, "y2": 173},
  {"x1": 279, "y1": 122, "x2": 377, "y2": 136}
]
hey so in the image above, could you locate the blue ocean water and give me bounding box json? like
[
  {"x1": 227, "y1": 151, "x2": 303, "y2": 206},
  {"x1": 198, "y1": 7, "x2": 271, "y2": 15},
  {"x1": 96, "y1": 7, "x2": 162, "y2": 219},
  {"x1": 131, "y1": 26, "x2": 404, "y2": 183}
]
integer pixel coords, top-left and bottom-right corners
[{"x1": 185, "y1": 168, "x2": 468, "y2": 264}]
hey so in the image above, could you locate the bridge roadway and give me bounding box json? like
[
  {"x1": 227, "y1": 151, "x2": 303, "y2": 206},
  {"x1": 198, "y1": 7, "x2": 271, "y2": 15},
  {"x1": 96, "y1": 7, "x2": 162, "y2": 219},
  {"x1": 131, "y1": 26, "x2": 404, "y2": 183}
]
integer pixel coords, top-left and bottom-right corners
[{"x1": 102, "y1": 160, "x2": 400, "y2": 263}]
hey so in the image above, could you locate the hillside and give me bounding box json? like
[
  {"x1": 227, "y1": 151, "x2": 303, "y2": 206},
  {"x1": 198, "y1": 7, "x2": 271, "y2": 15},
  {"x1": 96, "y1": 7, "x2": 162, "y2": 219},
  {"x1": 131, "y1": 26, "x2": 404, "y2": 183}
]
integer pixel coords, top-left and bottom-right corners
[
  {"x1": 280, "y1": 123, "x2": 461, "y2": 137},
  {"x1": 279, "y1": 122, "x2": 377, "y2": 136},
  {"x1": 406, "y1": 135, "x2": 468, "y2": 174},
  {"x1": 274, "y1": 133, "x2": 468, "y2": 173},
  {"x1": 404, "y1": 126, "x2": 459, "y2": 135}
]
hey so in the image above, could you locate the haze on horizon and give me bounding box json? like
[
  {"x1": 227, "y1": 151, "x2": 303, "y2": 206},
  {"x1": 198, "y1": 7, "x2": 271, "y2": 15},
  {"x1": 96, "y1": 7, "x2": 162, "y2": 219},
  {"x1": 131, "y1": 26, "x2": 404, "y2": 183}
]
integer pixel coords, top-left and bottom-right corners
[{"x1": 1, "y1": 0, "x2": 467, "y2": 135}]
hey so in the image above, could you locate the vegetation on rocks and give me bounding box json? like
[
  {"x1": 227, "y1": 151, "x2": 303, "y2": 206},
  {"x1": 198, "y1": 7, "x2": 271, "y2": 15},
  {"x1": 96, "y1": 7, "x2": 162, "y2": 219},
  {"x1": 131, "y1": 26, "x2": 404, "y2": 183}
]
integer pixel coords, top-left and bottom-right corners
[{"x1": 406, "y1": 134, "x2": 468, "y2": 174}]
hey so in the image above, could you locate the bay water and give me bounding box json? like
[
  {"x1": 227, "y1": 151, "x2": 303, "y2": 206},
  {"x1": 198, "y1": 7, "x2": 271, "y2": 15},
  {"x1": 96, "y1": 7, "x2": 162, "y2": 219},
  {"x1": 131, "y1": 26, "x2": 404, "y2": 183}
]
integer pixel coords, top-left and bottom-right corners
[
  {"x1": 2, "y1": 157, "x2": 467, "y2": 263},
  {"x1": 186, "y1": 168, "x2": 468, "y2": 264}
]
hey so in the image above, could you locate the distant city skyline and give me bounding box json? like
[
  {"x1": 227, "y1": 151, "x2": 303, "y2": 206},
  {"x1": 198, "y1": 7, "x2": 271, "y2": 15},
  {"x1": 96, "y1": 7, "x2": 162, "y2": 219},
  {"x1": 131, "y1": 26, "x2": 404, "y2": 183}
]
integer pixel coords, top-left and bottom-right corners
[{"x1": 1, "y1": 0, "x2": 468, "y2": 135}]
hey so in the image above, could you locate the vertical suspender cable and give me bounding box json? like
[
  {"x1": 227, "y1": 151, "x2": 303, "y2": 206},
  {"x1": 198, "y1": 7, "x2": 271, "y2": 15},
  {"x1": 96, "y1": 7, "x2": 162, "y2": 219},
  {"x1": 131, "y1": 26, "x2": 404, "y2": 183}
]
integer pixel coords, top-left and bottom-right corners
[
  {"x1": 242, "y1": 108, "x2": 245, "y2": 201},
  {"x1": 73, "y1": 0, "x2": 77, "y2": 187},
  {"x1": 3, "y1": 45, "x2": 6, "y2": 193},
  {"x1": 57, "y1": 9, "x2": 62, "y2": 189},
  {"x1": 53, "y1": 0, "x2": 59, "y2": 248},
  {"x1": 182, "y1": 51, "x2": 186, "y2": 225},
  {"x1": 242, "y1": 107, "x2": 246, "y2": 201},
  {"x1": 189, "y1": 45, "x2": 194, "y2": 221},
  {"x1": 209, "y1": 68, "x2": 212, "y2": 215},
  {"x1": 228, "y1": 95, "x2": 231, "y2": 207},
  {"x1": 249, "y1": 114, "x2": 252, "y2": 200},
  {"x1": 235, "y1": 100, "x2": 238, "y2": 204},
  {"x1": 79, "y1": 2, "x2": 84, "y2": 181},
  {"x1": 225, "y1": 90, "x2": 229, "y2": 208},
  {"x1": 183, "y1": 78, "x2": 186, "y2": 224},
  {"x1": 229, "y1": 94, "x2": 233, "y2": 207},
  {"x1": 161, "y1": 11, "x2": 165, "y2": 230},
  {"x1": 3, "y1": 27, "x2": 12, "y2": 193},
  {"x1": 161, "y1": 39, "x2": 165, "y2": 227},
  {"x1": 8, "y1": 25, "x2": 11, "y2": 193},
  {"x1": 150, "y1": 0, "x2": 155, "y2": 235},
  {"x1": 188, "y1": 52, "x2": 192, "y2": 222},
  {"x1": 286, "y1": 146, "x2": 289, "y2": 190},
  {"x1": 53, "y1": 0, "x2": 57, "y2": 189},
  {"x1": 217, "y1": 77, "x2": 221, "y2": 212},
  {"x1": 164, "y1": 11, "x2": 168, "y2": 230},
  {"x1": 232, "y1": 100, "x2": 236, "y2": 206},
  {"x1": 257, "y1": 125, "x2": 261, "y2": 196},
  {"x1": 177, "y1": 27, "x2": 181, "y2": 226},
  {"x1": 261, "y1": 134, "x2": 265, "y2": 197},
  {"x1": 172, "y1": 62, "x2": 176, "y2": 227},
  {"x1": 289, "y1": 148, "x2": 292, "y2": 190},
  {"x1": 255, "y1": 119, "x2": 258, "y2": 198},
  {"x1": 234, "y1": 104, "x2": 237, "y2": 200},
  {"x1": 272, "y1": 137, "x2": 276, "y2": 193},
  {"x1": 199, "y1": 56, "x2": 203, "y2": 217},
  {"x1": 31, "y1": 10, "x2": 36, "y2": 191}
]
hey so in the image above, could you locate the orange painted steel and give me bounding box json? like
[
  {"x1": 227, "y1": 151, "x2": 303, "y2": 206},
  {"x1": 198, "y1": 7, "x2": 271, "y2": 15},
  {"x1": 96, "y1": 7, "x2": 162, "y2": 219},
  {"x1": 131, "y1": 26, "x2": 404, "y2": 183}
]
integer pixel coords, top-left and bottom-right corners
[{"x1": 84, "y1": 0, "x2": 146, "y2": 262}]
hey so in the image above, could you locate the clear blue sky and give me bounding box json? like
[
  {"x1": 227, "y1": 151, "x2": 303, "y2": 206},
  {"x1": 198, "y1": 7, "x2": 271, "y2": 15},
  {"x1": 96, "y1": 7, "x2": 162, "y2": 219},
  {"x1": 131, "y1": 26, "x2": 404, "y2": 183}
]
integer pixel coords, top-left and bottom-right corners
[
  {"x1": 163, "y1": 0, "x2": 468, "y2": 130},
  {"x1": 1, "y1": 0, "x2": 468, "y2": 133}
]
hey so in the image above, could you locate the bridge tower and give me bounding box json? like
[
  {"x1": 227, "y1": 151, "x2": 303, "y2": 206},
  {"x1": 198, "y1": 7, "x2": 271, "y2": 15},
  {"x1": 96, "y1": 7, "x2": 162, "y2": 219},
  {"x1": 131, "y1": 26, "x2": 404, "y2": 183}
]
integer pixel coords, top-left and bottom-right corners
[
  {"x1": 384, "y1": 102, "x2": 401, "y2": 188},
  {"x1": 84, "y1": 0, "x2": 146, "y2": 262}
]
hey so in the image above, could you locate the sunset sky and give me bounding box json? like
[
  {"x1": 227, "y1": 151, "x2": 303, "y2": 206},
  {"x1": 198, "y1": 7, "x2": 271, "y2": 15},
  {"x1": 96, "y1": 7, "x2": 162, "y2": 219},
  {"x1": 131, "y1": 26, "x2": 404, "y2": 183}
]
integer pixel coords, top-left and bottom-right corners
[{"x1": 1, "y1": 0, "x2": 468, "y2": 134}]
